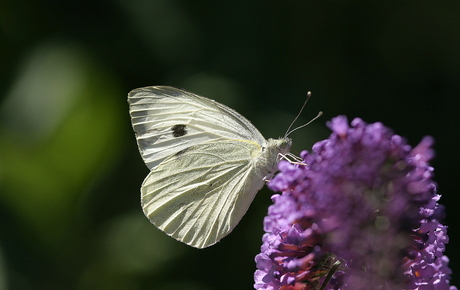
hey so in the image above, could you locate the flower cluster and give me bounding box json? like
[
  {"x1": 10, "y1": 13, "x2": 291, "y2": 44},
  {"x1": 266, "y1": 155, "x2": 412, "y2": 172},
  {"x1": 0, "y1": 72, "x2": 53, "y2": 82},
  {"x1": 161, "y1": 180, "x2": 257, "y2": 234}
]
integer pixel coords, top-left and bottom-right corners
[{"x1": 254, "y1": 116, "x2": 455, "y2": 290}]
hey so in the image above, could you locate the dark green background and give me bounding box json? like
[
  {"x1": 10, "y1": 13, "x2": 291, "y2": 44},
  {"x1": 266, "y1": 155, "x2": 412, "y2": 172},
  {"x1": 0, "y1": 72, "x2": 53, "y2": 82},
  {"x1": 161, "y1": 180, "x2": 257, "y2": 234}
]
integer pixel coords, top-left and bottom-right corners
[{"x1": 1, "y1": 1, "x2": 459, "y2": 289}]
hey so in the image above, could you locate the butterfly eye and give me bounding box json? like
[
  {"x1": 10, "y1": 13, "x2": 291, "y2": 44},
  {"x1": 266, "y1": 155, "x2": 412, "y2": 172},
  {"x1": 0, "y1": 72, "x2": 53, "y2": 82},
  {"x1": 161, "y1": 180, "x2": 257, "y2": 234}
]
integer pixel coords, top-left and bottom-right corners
[
  {"x1": 171, "y1": 124, "x2": 188, "y2": 137},
  {"x1": 279, "y1": 141, "x2": 288, "y2": 149}
]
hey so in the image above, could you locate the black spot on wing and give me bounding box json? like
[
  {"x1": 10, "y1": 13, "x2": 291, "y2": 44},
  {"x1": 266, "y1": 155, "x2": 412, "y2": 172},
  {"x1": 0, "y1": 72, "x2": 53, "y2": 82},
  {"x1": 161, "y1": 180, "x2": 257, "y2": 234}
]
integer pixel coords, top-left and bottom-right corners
[{"x1": 171, "y1": 124, "x2": 187, "y2": 137}]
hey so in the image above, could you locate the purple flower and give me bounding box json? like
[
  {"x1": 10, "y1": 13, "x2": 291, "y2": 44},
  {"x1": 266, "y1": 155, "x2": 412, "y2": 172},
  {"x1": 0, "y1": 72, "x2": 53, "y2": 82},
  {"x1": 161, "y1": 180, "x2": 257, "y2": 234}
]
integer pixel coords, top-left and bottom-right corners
[{"x1": 254, "y1": 116, "x2": 456, "y2": 290}]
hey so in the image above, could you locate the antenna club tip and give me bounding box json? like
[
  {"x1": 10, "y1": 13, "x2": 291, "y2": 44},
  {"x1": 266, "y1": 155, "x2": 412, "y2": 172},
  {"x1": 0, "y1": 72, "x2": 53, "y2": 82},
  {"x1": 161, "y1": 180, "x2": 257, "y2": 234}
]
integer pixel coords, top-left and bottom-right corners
[
  {"x1": 307, "y1": 91, "x2": 312, "y2": 97},
  {"x1": 318, "y1": 111, "x2": 323, "y2": 116}
]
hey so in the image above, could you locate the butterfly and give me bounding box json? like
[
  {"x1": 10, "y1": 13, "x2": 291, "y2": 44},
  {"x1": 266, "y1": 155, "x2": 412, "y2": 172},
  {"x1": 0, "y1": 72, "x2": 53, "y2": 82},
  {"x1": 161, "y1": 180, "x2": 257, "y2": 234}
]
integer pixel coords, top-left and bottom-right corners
[{"x1": 128, "y1": 86, "x2": 295, "y2": 248}]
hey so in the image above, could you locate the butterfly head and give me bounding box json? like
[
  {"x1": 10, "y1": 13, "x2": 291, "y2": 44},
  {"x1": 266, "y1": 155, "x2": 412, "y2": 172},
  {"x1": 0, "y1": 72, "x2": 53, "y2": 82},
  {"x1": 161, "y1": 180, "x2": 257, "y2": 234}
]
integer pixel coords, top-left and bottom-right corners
[
  {"x1": 278, "y1": 137, "x2": 292, "y2": 155},
  {"x1": 260, "y1": 138, "x2": 293, "y2": 181},
  {"x1": 266, "y1": 137, "x2": 292, "y2": 155}
]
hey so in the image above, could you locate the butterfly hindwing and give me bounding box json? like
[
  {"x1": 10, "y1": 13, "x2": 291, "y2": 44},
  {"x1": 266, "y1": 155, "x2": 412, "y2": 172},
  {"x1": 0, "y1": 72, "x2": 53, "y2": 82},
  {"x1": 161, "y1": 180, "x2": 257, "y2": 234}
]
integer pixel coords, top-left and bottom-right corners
[
  {"x1": 141, "y1": 139, "x2": 266, "y2": 248},
  {"x1": 128, "y1": 86, "x2": 266, "y2": 169}
]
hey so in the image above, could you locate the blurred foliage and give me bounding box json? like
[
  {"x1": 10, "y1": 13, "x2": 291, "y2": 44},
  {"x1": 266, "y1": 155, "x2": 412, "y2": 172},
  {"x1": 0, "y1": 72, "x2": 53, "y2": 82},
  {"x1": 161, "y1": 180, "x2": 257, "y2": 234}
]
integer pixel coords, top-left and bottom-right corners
[{"x1": 0, "y1": 1, "x2": 459, "y2": 289}]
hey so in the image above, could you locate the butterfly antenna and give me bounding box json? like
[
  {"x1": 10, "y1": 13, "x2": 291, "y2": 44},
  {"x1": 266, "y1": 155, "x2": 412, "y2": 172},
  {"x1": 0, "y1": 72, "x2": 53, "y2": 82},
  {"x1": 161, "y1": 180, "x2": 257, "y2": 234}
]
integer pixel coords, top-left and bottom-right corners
[
  {"x1": 286, "y1": 111, "x2": 323, "y2": 136},
  {"x1": 284, "y1": 91, "x2": 312, "y2": 137},
  {"x1": 284, "y1": 92, "x2": 323, "y2": 137}
]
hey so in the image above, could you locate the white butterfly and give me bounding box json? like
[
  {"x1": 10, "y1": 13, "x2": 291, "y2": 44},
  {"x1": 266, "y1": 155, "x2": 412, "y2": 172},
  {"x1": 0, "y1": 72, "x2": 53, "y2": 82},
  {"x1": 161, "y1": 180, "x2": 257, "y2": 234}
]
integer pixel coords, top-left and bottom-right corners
[{"x1": 128, "y1": 86, "x2": 292, "y2": 248}]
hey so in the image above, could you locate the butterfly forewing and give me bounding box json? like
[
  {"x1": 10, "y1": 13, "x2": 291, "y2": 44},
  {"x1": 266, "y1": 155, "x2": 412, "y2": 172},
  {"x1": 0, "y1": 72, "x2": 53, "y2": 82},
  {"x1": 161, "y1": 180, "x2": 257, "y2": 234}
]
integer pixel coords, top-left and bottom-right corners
[
  {"x1": 128, "y1": 86, "x2": 266, "y2": 169},
  {"x1": 141, "y1": 140, "x2": 266, "y2": 248}
]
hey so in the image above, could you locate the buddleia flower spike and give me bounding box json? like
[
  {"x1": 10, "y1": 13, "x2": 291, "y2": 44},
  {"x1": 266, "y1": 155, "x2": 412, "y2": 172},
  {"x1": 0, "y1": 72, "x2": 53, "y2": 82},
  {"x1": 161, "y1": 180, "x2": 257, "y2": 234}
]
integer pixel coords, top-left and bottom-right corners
[{"x1": 254, "y1": 116, "x2": 456, "y2": 290}]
